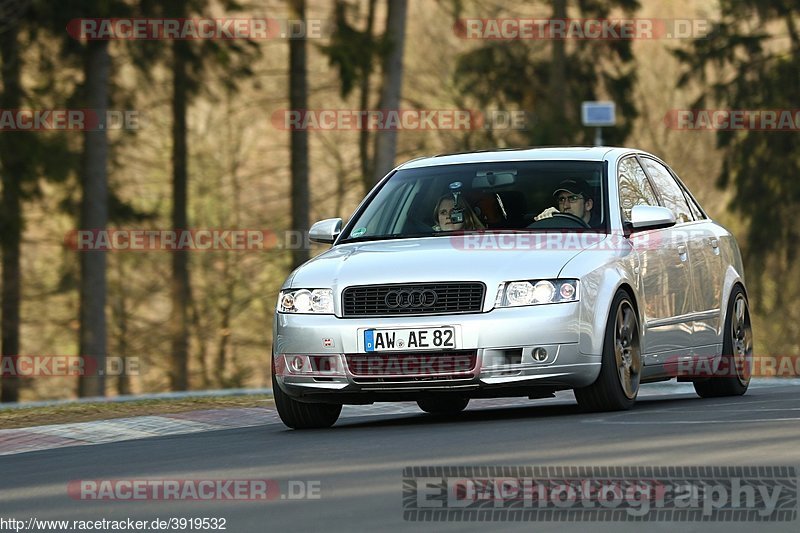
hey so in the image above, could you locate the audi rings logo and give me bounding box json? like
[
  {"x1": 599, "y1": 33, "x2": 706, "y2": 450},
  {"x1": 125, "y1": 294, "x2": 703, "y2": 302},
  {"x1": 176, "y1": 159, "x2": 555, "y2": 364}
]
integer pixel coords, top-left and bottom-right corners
[{"x1": 384, "y1": 289, "x2": 438, "y2": 309}]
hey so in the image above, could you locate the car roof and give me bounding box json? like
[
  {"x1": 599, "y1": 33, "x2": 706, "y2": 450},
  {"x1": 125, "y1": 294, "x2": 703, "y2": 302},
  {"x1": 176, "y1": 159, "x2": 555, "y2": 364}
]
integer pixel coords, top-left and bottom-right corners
[{"x1": 397, "y1": 146, "x2": 644, "y2": 170}]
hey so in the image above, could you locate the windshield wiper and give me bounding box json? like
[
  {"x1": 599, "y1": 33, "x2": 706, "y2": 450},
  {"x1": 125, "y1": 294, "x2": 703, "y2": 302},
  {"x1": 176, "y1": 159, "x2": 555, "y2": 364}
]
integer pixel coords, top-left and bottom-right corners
[{"x1": 338, "y1": 232, "x2": 435, "y2": 244}]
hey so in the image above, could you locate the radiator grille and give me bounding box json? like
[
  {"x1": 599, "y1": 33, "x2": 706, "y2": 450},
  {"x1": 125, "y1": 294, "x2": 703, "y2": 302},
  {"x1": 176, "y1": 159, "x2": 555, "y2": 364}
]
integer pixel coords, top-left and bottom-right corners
[{"x1": 342, "y1": 283, "x2": 485, "y2": 317}]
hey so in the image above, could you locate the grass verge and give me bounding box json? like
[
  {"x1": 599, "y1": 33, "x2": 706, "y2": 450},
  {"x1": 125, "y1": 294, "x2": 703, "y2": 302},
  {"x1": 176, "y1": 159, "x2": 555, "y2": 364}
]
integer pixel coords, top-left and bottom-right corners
[{"x1": 0, "y1": 395, "x2": 273, "y2": 429}]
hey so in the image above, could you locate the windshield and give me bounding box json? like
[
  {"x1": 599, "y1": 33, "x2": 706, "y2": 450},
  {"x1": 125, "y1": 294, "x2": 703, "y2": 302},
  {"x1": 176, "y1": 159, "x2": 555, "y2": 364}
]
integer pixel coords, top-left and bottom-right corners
[{"x1": 341, "y1": 160, "x2": 607, "y2": 242}]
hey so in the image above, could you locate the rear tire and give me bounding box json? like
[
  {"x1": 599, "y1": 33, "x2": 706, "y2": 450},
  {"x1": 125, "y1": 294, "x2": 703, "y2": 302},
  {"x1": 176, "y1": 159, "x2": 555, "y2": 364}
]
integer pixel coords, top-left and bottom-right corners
[
  {"x1": 417, "y1": 396, "x2": 469, "y2": 415},
  {"x1": 272, "y1": 373, "x2": 342, "y2": 429},
  {"x1": 693, "y1": 286, "x2": 752, "y2": 398},
  {"x1": 575, "y1": 290, "x2": 641, "y2": 412}
]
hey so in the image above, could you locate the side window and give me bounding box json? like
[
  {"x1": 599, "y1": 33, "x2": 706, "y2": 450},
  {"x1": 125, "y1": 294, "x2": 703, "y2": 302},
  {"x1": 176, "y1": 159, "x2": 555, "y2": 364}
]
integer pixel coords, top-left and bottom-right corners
[
  {"x1": 641, "y1": 158, "x2": 693, "y2": 224},
  {"x1": 617, "y1": 157, "x2": 658, "y2": 222},
  {"x1": 680, "y1": 184, "x2": 707, "y2": 221}
]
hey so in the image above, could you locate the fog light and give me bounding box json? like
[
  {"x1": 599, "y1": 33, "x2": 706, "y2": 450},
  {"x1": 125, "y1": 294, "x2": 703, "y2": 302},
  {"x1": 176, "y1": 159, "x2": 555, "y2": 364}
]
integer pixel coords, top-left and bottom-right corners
[
  {"x1": 289, "y1": 355, "x2": 306, "y2": 373},
  {"x1": 532, "y1": 347, "x2": 548, "y2": 362}
]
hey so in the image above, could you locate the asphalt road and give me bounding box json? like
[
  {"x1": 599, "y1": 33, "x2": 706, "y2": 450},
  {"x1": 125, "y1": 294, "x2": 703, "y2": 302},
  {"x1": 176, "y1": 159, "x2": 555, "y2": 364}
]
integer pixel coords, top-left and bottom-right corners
[{"x1": 2, "y1": 380, "x2": 800, "y2": 533}]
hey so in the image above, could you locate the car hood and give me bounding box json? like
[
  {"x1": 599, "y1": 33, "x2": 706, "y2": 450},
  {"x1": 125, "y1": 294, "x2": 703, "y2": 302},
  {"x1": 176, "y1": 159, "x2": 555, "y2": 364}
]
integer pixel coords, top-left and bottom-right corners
[{"x1": 287, "y1": 233, "x2": 609, "y2": 290}]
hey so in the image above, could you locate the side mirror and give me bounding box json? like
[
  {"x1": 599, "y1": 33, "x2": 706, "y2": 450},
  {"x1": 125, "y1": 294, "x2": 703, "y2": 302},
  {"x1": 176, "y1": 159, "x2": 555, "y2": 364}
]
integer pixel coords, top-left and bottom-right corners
[
  {"x1": 308, "y1": 218, "x2": 343, "y2": 244},
  {"x1": 629, "y1": 205, "x2": 676, "y2": 230}
]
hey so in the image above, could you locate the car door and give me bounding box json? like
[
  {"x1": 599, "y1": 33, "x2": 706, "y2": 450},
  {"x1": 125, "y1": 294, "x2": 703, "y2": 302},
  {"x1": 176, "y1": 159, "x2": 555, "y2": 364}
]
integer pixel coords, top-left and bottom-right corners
[
  {"x1": 618, "y1": 156, "x2": 694, "y2": 362},
  {"x1": 641, "y1": 158, "x2": 723, "y2": 355}
]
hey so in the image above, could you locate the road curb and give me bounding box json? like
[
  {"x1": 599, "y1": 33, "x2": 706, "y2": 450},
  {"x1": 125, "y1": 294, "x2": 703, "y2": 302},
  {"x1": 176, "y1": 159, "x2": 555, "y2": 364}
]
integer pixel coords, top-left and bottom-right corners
[
  {"x1": 0, "y1": 388, "x2": 273, "y2": 410},
  {"x1": 0, "y1": 407, "x2": 280, "y2": 457}
]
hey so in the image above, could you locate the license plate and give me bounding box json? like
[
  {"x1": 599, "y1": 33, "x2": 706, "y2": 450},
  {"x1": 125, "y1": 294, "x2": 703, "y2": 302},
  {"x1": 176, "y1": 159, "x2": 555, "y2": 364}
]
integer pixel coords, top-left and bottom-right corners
[{"x1": 364, "y1": 327, "x2": 456, "y2": 352}]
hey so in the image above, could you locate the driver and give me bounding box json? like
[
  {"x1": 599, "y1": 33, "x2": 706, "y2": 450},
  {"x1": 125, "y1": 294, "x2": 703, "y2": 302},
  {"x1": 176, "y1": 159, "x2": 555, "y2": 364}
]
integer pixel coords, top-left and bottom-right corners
[{"x1": 534, "y1": 178, "x2": 600, "y2": 227}]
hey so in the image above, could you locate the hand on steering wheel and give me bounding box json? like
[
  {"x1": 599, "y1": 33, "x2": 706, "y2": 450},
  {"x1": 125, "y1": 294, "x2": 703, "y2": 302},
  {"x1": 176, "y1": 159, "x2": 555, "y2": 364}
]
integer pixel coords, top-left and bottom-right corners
[{"x1": 534, "y1": 206, "x2": 560, "y2": 221}]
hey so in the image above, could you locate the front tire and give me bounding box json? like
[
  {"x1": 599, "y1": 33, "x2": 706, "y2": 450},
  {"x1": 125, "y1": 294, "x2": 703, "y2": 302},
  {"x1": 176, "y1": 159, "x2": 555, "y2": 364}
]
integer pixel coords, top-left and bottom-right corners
[
  {"x1": 272, "y1": 373, "x2": 342, "y2": 429},
  {"x1": 693, "y1": 286, "x2": 752, "y2": 398},
  {"x1": 575, "y1": 290, "x2": 642, "y2": 412}
]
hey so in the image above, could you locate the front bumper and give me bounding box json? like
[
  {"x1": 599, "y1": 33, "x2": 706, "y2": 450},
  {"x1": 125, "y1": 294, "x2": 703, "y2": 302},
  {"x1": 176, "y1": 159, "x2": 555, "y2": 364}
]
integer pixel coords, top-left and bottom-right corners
[{"x1": 272, "y1": 302, "x2": 601, "y2": 402}]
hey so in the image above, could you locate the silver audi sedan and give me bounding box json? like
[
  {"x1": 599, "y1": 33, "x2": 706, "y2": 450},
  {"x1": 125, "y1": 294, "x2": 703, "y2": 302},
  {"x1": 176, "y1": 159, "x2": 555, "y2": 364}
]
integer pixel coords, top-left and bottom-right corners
[{"x1": 272, "y1": 147, "x2": 753, "y2": 429}]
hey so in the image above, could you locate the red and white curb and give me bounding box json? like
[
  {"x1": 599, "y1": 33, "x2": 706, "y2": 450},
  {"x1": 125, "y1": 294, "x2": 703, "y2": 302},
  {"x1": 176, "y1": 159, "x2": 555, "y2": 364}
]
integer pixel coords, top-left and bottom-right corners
[
  {"x1": 2, "y1": 380, "x2": 791, "y2": 456},
  {"x1": 0, "y1": 408, "x2": 279, "y2": 457},
  {"x1": 0, "y1": 387, "x2": 691, "y2": 457}
]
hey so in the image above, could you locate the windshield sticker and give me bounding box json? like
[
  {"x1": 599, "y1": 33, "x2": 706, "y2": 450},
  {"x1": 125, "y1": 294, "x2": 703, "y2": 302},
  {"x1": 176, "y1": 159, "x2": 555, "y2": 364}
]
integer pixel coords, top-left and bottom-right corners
[{"x1": 351, "y1": 227, "x2": 367, "y2": 238}]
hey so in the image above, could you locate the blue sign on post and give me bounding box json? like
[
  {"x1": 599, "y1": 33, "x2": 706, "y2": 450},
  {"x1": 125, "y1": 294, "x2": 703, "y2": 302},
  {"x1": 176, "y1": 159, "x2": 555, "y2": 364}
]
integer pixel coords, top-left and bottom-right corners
[
  {"x1": 581, "y1": 101, "x2": 616, "y2": 145},
  {"x1": 581, "y1": 101, "x2": 616, "y2": 126}
]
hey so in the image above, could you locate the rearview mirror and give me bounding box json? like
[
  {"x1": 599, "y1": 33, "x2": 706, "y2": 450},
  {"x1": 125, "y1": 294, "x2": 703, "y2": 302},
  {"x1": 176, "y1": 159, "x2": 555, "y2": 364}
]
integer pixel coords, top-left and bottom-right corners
[
  {"x1": 308, "y1": 218, "x2": 342, "y2": 244},
  {"x1": 472, "y1": 170, "x2": 516, "y2": 189},
  {"x1": 630, "y1": 205, "x2": 676, "y2": 230}
]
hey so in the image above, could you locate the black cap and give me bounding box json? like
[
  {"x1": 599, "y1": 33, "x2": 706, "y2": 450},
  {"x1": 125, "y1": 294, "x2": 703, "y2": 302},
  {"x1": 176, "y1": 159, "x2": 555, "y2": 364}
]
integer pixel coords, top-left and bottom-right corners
[{"x1": 553, "y1": 178, "x2": 592, "y2": 200}]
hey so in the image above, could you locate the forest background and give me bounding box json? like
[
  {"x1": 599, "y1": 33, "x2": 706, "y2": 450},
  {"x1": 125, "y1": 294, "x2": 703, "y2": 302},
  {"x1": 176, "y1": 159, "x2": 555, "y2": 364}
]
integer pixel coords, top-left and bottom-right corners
[{"x1": 0, "y1": 0, "x2": 796, "y2": 402}]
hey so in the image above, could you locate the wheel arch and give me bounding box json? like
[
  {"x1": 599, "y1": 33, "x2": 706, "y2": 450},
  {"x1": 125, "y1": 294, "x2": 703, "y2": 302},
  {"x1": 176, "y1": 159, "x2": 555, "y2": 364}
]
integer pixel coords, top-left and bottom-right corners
[
  {"x1": 718, "y1": 266, "x2": 748, "y2": 341},
  {"x1": 578, "y1": 268, "x2": 643, "y2": 358}
]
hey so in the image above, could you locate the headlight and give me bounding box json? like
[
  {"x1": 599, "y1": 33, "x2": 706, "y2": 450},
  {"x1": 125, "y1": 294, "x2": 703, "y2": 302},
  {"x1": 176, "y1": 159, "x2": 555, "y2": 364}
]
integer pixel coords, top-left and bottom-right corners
[
  {"x1": 495, "y1": 279, "x2": 579, "y2": 307},
  {"x1": 278, "y1": 289, "x2": 334, "y2": 314}
]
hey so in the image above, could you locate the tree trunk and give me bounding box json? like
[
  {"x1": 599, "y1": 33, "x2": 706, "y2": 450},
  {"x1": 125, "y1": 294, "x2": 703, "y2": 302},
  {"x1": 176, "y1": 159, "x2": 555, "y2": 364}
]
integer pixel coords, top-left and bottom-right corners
[
  {"x1": 549, "y1": 0, "x2": 568, "y2": 143},
  {"x1": 215, "y1": 295, "x2": 231, "y2": 387},
  {"x1": 371, "y1": 0, "x2": 408, "y2": 185},
  {"x1": 190, "y1": 298, "x2": 210, "y2": 388},
  {"x1": 170, "y1": 33, "x2": 191, "y2": 391},
  {"x1": 359, "y1": 0, "x2": 377, "y2": 194},
  {"x1": 0, "y1": 24, "x2": 22, "y2": 403},
  {"x1": 77, "y1": 39, "x2": 110, "y2": 398},
  {"x1": 113, "y1": 259, "x2": 130, "y2": 396},
  {"x1": 289, "y1": 0, "x2": 310, "y2": 269}
]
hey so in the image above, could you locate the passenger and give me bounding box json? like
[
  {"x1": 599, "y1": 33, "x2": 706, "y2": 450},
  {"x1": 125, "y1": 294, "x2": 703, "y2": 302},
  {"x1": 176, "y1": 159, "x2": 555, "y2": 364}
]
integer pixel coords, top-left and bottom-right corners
[{"x1": 433, "y1": 194, "x2": 485, "y2": 231}]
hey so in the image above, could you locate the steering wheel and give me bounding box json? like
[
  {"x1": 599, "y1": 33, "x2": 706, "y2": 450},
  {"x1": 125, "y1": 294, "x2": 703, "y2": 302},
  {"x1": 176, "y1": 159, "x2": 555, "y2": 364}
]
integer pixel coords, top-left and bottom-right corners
[{"x1": 527, "y1": 212, "x2": 590, "y2": 229}]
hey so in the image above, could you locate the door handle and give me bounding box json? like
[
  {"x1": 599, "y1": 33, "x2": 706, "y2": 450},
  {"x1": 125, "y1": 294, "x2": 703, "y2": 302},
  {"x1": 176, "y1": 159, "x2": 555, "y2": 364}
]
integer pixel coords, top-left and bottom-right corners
[
  {"x1": 709, "y1": 237, "x2": 719, "y2": 249},
  {"x1": 677, "y1": 245, "x2": 687, "y2": 255}
]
